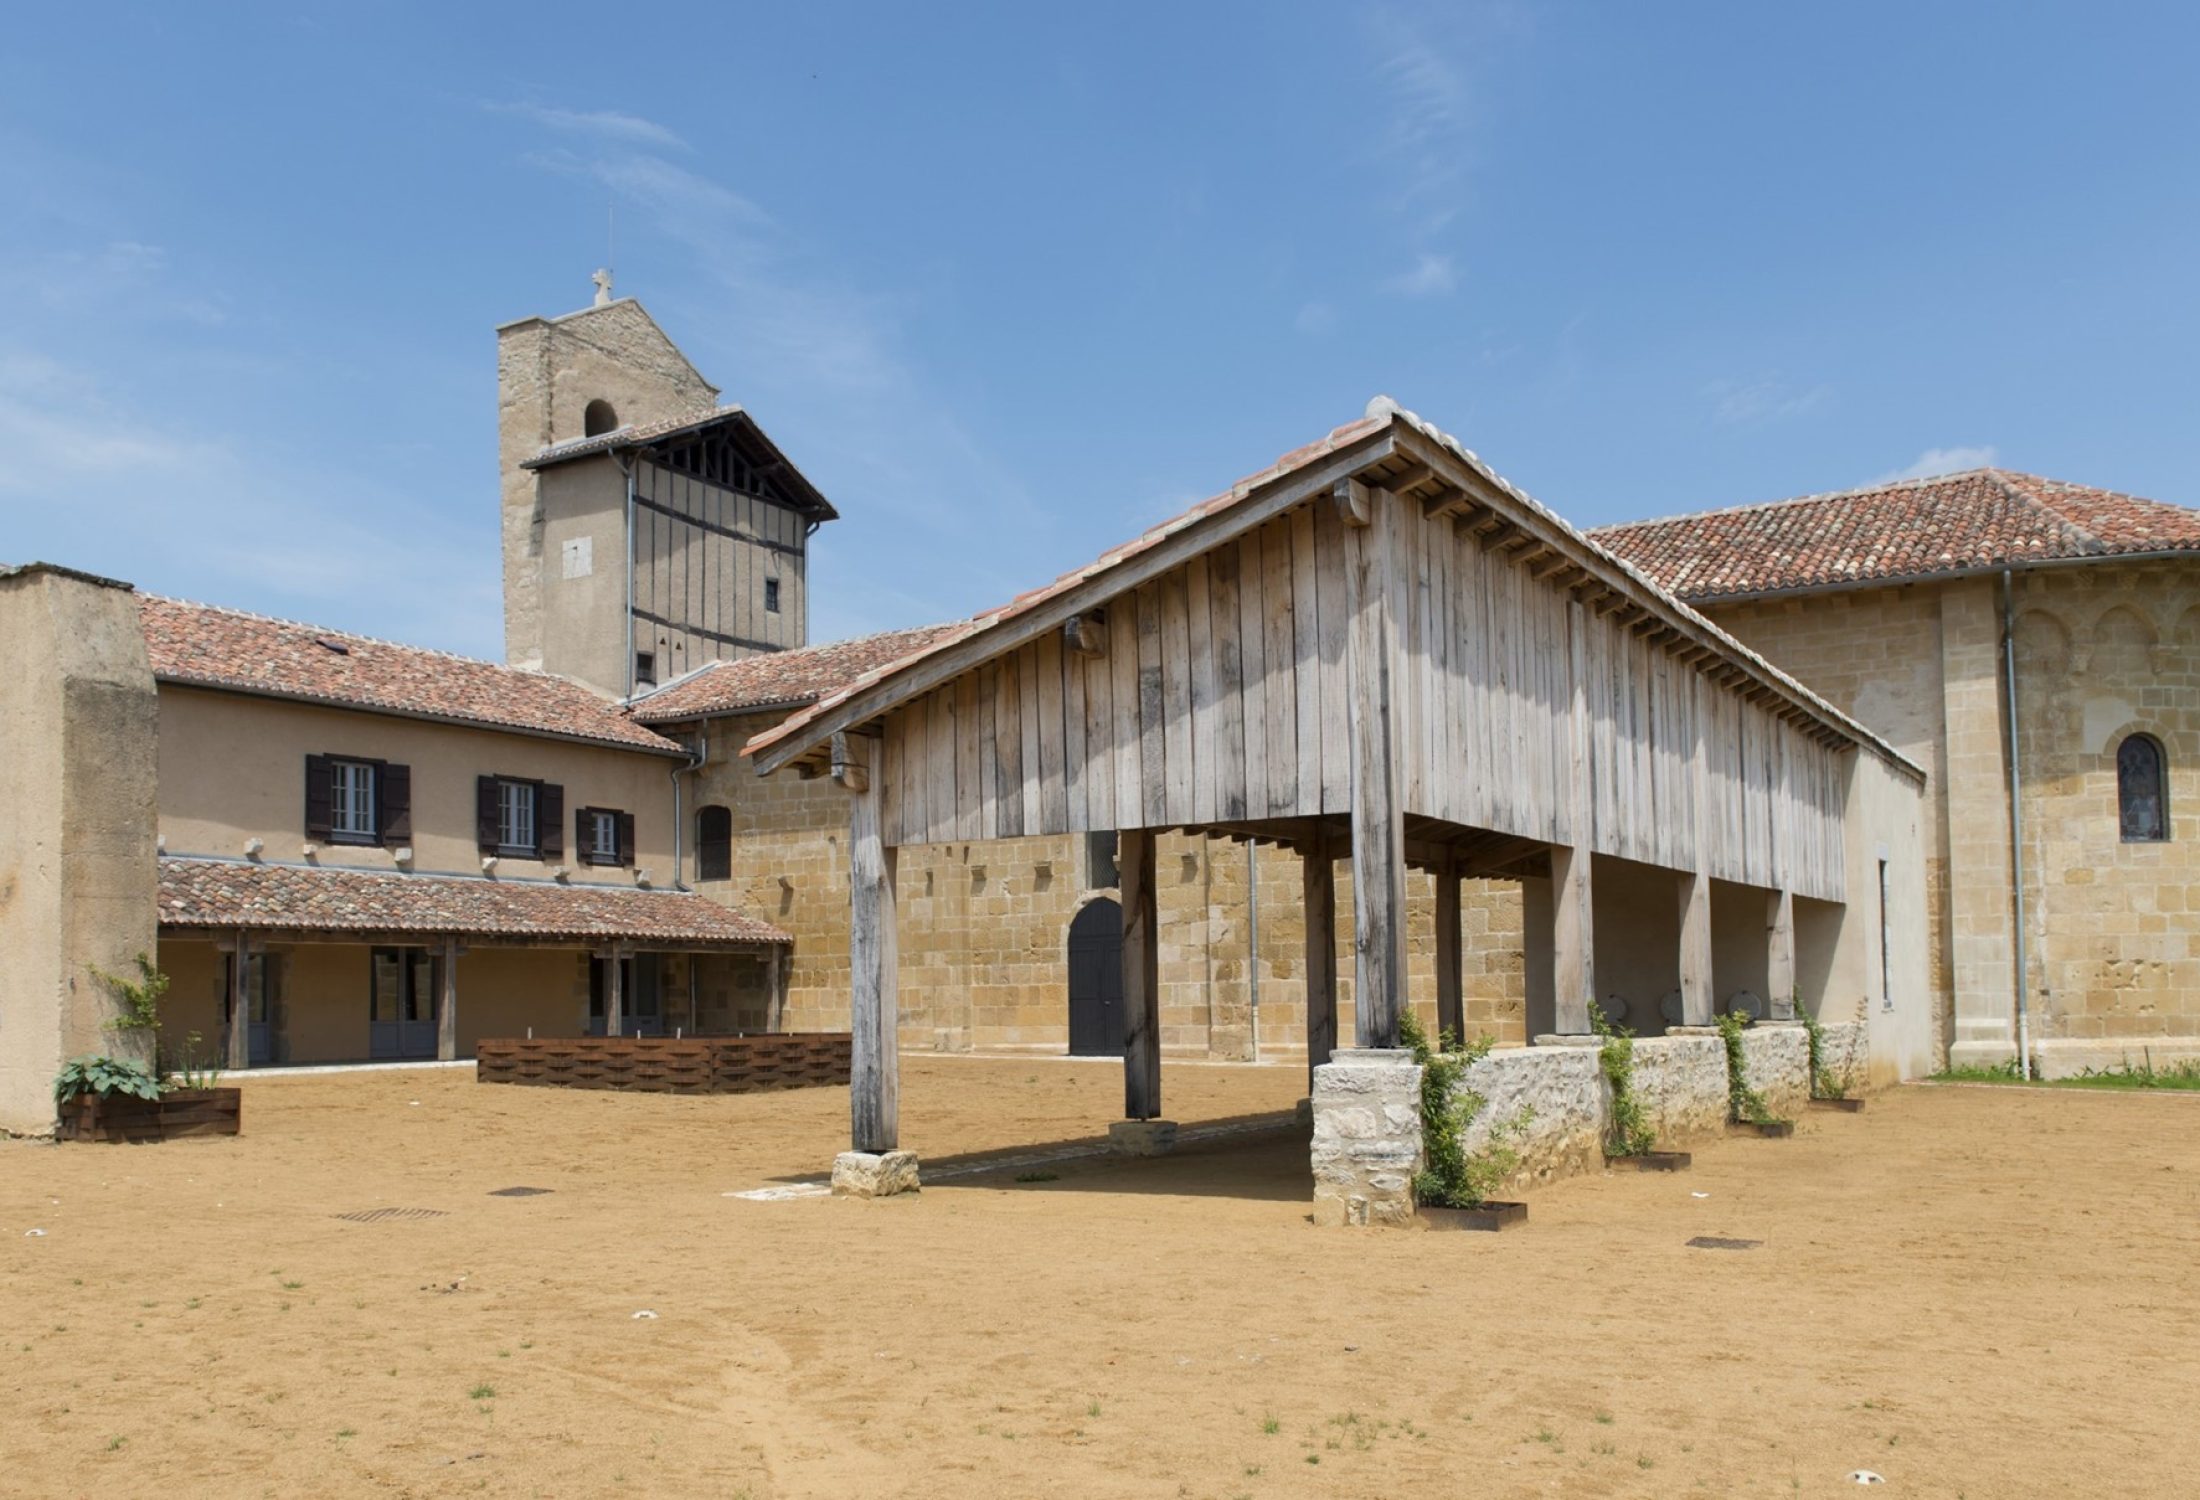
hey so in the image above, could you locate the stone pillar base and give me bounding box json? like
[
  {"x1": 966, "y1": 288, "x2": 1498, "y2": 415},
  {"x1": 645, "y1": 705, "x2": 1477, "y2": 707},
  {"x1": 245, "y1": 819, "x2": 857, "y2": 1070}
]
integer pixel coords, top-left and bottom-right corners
[
  {"x1": 1108, "y1": 1119, "x2": 1178, "y2": 1156},
  {"x1": 1310, "y1": 1048, "x2": 1423, "y2": 1228},
  {"x1": 832, "y1": 1150, "x2": 920, "y2": 1198}
]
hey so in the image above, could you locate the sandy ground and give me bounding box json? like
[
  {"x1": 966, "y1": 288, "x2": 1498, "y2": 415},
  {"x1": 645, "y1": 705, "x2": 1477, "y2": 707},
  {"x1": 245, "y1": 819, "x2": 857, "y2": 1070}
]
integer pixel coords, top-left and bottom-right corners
[{"x1": 3, "y1": 1059, "x2": 2197, "y2": 1499}]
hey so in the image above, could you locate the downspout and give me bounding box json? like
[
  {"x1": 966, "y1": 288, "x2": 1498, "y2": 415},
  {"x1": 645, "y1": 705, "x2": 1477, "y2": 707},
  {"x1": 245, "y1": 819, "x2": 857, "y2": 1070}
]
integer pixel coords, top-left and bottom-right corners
[
  {"x1": 1246, "y1": 840, "x2": 1261, "y2": 1063},
  {"x1": 2001, "y1": 569, "x2": 2033, "y2": 1079},
  {"x1": 670, "y1": 727, "x2": 708, "y2": 892}
]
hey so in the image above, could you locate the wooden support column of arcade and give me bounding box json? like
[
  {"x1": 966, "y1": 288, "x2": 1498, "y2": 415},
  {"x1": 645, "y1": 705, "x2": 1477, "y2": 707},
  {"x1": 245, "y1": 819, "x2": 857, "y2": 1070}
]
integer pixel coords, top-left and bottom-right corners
[{"x1": 833, "y1": 731, "x2": 917, "y2": 1196}]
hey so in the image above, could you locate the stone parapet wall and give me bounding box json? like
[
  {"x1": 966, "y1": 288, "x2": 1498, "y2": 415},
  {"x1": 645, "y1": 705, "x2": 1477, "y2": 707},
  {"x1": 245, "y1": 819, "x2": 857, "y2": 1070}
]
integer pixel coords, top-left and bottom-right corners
[
  {"x1": 1455, "y1": 1044, "x2": 1603, "y2": 1188},
  {"x1": 1627, "y1": 1035, "x2": 1731, "y2": 1142},
  {"x1": 1739, "y1": 1023, "x2": 1812, "y2": 1119},
  {"x1": 1818, "y1": 1020, "x2": 1871, "y2": 1094}
]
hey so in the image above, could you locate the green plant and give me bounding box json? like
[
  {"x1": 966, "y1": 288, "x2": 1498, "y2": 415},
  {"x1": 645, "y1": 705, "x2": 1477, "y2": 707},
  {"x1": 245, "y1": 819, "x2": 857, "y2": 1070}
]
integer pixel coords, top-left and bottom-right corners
[
  {"x1": 1794, "y1": 1000, "x2": 1845, "y2": 1100},
  {"x1": 1714, "y1": 1011, "x2": 1782, "y2": 1126},
  {"x1": 1589, "y1": 1001, "x2": 1655, "y2": 1157},
  {"x1": 54, "y1": 1055, "x2": 163, "y2": 1104},
  {"x1": 1400, "y1": 1011, "x2": 1534, "y2": 1208},
  {"x1": 168, "y1": 1030, "x2": 224, "y2": 1092}
]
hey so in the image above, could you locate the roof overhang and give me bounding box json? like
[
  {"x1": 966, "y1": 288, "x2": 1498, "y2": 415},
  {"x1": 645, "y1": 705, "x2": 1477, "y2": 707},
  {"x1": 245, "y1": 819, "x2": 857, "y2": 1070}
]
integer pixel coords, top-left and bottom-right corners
[{"x1": 521, "y1": 406, "x2": 838, "y2": 521}]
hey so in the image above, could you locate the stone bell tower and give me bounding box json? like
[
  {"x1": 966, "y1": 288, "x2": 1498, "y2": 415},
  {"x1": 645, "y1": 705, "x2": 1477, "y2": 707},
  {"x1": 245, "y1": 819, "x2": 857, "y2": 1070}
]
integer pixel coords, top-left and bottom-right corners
[{"x1": 496, "y1": 276, "x2": 837, "y2": 698}]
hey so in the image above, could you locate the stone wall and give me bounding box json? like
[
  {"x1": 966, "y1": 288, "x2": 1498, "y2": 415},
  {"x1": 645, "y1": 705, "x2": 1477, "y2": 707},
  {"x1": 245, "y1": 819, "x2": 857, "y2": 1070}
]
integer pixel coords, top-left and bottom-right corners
[
  {"x1": 1739, "y1": 1022, "x2": 1812, "y2": 1119},
  {"x1": 0, "y1": 566, "x2": 160, "y2": 1135}
]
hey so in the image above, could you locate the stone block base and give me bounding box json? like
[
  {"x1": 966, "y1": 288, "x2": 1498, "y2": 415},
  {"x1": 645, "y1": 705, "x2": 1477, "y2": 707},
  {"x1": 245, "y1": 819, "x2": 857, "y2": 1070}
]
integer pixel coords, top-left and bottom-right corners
[
  {"x1": 831, "y1": 1149, "x2": 920, "y2": 1198},
  {"x1": 1108, "y1": 1119, "x2": 1178, "y2": 1156},
  {"x1": 1310, "y1": 1048, "x2": 1423, "y2": 1228}
]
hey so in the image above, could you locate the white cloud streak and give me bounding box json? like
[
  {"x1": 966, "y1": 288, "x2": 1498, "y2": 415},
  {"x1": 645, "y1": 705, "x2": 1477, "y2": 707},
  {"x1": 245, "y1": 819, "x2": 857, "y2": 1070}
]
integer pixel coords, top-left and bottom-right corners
[
  {"x1": 1704, "y1": 374, "x2": 1831, "y2": 427},
  {"x1": 1872, "y1": 445, "x2": 1999, "y2": 485},
  {"x1": 487, "y1": 103, "x2": 688, "y2": 150}
]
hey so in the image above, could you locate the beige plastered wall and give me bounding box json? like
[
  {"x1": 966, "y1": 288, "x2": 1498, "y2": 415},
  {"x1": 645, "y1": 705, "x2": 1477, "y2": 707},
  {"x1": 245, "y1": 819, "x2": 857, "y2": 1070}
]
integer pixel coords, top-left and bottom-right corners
[
  {"x1": 0, "y1": 569, "x2": 160, "y2": 1133},
  {"x1": 156, "y1": 685, "x2": 682, "y2": 885}
]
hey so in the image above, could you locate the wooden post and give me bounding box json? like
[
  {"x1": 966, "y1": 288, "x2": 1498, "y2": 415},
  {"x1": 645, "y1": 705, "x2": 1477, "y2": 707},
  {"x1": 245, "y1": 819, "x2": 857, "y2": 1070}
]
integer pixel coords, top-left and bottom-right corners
[
  {"x1": 766, "y1": 946, "x2": 788, "y2": 1033},
  {"x1": 226, "y1": 929, "x2": 253, "y2": 1071},
  {"x1": 845, "y1": 733, "x2": 900, "y2": 1152},
  {"x1": 1678, "y1": 872, "x2": 1714, "y2": 1025},
  {"x1": 1434, "y1": 857, "x2": 1463, "y2": 1045},
  {"x1": 1551, "y1": 600, "x2": 1597, "y2": 1035},
  {"x1": 1302, "y1": 835, "x2": 1337, "y2": 1086},
  {"x1": 1120, "y1": 827, "x2": 1161, "y2": 1119},
  {"x1": 1551, "y1": 846, "x2": 1595, "y2": 1033},
  {"x1": 437, "y1": 936, "x2": 459, "y2": 1062},
  {"x1": 1767, "y1": 888, "x2": 1796, "y2": 1019},
  {"x1": 1341, "y1": 478, "x2": 1406, "y2": 1048},
  {"x1": 604, "y1": 946, "x2": 625, "y2": 1038}
]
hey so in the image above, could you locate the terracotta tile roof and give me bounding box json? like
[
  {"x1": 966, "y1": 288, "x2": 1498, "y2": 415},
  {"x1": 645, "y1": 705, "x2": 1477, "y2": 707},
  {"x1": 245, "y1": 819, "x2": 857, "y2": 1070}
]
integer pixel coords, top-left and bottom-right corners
[
  {"x1": 743, "y1": 398, "x2": 1919, "y2": 778},
  {"x1": 629, "y1": 623, "x2": 968, "y2": 723},
  {"x1": 139, "y1": 595, "x2": 684, "y2": 754},
  {"x1": 157, "y1": 857, "x2": 789, "y2": 945},
  {"x1": 1594, "y1": 469, "x2": 2200, "y2": 603}
]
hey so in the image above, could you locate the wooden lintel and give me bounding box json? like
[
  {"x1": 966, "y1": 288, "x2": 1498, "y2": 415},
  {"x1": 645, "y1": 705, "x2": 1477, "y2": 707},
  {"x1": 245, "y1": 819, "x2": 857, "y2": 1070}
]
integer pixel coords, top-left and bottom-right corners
[{"x1": 1333, "y1": 476, "x2": 1374, "y2": 528}]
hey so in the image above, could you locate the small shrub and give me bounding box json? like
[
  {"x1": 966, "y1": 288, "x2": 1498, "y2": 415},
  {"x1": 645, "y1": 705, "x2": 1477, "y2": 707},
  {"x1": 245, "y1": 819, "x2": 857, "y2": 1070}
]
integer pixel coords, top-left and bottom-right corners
[
  {"x1": 1794, "y1": 1001, "x2": 1845, "y2": 1100},
  {"x1": 1589, "y1": 1001, "x2": 1655, "y2": 1157},
  {"x1": 1400, "y1": 1012, "x2": 1533, "y2": 1208},
  {"x1": 54, "y1": 1055, "x2": 162, "y2": 1104},
  {"x1": 1715, "y1": 1011, "x2": 1782, "y2": 1126}
]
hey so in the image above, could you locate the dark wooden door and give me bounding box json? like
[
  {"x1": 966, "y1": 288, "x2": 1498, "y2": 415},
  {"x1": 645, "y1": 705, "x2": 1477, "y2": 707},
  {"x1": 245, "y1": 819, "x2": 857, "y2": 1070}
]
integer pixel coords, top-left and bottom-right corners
[{"x1": 1066, "y1": 899, "x2": 1124, "y2": 1057}]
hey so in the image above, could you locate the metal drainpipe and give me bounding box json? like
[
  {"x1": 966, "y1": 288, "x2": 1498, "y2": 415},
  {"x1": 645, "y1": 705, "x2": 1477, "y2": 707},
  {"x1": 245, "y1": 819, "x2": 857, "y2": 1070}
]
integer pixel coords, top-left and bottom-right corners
[
  {"x1": 2001, "y1": 569, "x2": 2033, "y2": 1080},
  {"x1": 1246, "y1": 840, "x2": 1261, "y2": 1063},
  {"x1": 669, "y1": 728, "x2": 708, "y2": 892}
]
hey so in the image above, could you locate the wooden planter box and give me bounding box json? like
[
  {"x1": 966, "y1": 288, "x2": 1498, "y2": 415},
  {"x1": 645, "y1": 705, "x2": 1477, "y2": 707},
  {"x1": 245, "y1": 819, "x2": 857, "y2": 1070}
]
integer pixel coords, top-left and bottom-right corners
[
  {"x1": 1418, "y1": 1200, "x2": 1528, "y2": 1232},
  {"x1": 1727, "y1": 1120, "x2": 1795, "y2": 1139},
  {"x1": 57, "y1": 1088, "x2": 241, "y2": 1143},
  {"x1": 1809, "y1": 1096, "x2": 1866, "y2": 1113},
  {"x1": 476, "y1": 1034, "x2": 852, "y2": 1095},
  {"x1": 1606, "y1": 1150, "x2": 1692, "y2": 1172}
]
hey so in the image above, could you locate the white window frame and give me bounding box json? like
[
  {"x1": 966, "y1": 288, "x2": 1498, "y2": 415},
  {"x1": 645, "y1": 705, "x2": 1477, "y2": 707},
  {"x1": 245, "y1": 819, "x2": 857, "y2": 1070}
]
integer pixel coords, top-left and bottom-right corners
[
  {"x1": 330, "y1": 759, "x2": 377, "y2": 843},
  {"x1": 587, "y1": 809, "x2": 619, "y2": 864},
  {"x1": 497, "y1": 779, "x2": 538, "y2": 856}
]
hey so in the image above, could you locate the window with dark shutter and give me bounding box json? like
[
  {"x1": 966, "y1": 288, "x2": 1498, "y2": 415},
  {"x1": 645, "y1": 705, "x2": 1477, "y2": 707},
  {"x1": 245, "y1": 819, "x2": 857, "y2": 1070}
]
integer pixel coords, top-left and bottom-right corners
[
  {"x1": 538, "y1": 783, "x2": 564, "y2": 861},
  {"x1": 304, "y1": 755, "x2": 334, "y2": 841},
  {"x1": 616, "y1": 810, "x2": 636, "y2": 868},
  {"x1": 476, "y1": 776, "x2": 501, "y2": 854},
  {"x1": 697, "y1": 805, "x2": 731, "y2": 882},
  {"x1": 378, "y1": 763, "x2": 412, "y2": 847}
]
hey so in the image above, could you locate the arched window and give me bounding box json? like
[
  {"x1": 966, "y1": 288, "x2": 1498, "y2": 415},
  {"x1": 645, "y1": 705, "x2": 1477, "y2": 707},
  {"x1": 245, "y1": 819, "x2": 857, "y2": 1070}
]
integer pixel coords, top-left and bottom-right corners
[
  {"x1": 696, "y1": 805, "x2": 732, "y2": 881},
  {"x1": 583, "y1": 399, "x2": 620, "y2": 438},
  {"x1": 2117, "y1": 734, "x2": 2168, "y2": 842}
]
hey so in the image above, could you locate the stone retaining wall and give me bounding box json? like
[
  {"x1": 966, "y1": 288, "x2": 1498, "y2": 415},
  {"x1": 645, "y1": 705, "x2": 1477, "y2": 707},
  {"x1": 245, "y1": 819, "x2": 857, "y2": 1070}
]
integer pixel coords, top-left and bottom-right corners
[{"x1": 1313, "y1": 1019, "x2": 1851, "y2": 1214}]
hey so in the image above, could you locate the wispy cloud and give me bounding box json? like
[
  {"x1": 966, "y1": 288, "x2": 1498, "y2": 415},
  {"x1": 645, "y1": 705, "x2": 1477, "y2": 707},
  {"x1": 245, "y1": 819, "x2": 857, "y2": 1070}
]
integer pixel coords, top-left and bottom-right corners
[
  {"x1": 1370, "y1": 9, "x2": 1473, "y2": 232},
  {"x1": 1704, "y1": 374, "x2": 1831, "y2": 427},
  {"x1": 1385, "y1": 251, "x2": 1457, "y2": 298},
  {"x1": 487, "y1": 102, "x2": 687, "y2": 150},
  {"x1": 1294, "y1": 301, "x2": 1337, "y2": 335},
  {"x1": 1872, "y1": 445, "x2": 1998, "y2": 485}
]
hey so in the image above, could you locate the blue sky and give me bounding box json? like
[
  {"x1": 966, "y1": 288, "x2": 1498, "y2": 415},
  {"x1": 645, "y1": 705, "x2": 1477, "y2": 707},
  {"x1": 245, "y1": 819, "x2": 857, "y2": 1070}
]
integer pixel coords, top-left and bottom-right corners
[{"x1": 5, "y1": 3, "x2": 2196, "y2": 658}]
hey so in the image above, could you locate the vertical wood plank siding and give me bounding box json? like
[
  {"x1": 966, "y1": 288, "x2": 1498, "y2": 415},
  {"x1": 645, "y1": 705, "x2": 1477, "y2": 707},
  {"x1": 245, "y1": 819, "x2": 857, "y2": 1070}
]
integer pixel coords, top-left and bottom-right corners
[{"x1": 876, "y1": 491, "x2": 1849, "y2": 901}]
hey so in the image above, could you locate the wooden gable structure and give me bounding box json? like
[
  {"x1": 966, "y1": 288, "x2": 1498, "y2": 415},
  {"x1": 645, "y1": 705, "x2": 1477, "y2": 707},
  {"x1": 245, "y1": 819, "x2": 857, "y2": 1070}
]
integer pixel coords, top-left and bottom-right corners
[{"x1": 748, "y1": 400, "x2": 1924, "y2": 1161}]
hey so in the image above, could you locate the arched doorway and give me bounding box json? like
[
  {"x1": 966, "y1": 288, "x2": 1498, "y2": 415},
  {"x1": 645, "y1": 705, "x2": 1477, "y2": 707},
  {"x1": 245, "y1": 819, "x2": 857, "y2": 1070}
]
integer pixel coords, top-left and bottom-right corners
[{"x1": 1066, "y1": 898, "x2": 1124, "y2": 1056}]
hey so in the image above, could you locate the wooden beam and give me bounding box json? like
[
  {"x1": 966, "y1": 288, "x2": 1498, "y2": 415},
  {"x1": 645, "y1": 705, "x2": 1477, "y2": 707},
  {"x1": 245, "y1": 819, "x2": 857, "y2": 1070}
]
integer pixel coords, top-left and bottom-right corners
[
  {"x1": 1383, "y1": 460, "x2": 1436, "y2": 497},
  {"x1": 1421, "y1": 488, "x2": 1471, "y2": 521},
  {"x1": 1767, "y1": 887, "x2": 1796, "y2": 1018},
  {"x1": 846, "y1": 734, "x2": 900, "y2": 1152},
  {"x1": 1345, "y1": 480, "x2": 1406, "y2": 1048},
  {"x1": 1678, "y1": 872, "x2": 1713, "y2": 1026},
  {"x1": 1120, "y1": 828, "x2": 1161, "y2": 1119},
  {"x1": 226, "y1": 929, "x2": 253, "y2": 1071},
  {"x1": 1332, "y1": 475, "x2": 1373, "y2": 528},
  {"x1": 1303, "y1": 834, "x2": 1337, "y2": 1087},
  {"x1": 1477, "y1": 520, "x2": 1519, "y2": 553},
  {"x1": 1063, "y1": 611, "x2": 1107, "y2": 658},
  {"x1": 829, "y1": 731, "x2": 870, "y2": 794},
  {"x1": 1434, "y1": 855, "x2": 1462, "y2": 1045},
  {"x1": 437, "y1": 936, "x2": 459, "y2": 1063}
]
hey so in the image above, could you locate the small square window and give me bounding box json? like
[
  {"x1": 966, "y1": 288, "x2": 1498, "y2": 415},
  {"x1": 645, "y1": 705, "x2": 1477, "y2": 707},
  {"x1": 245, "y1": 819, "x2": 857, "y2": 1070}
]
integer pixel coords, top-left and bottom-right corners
[
  {"x1": 634, "y1": 650, "x2": 657, "y2": 687},
  {"x1": 498, "y1": 779, "x2": 538, "y2": 856},
  {"x1": 764, "y1": 578, "x2": 781, "y2": 614},
  {"x1": 330, "y1": 760, "x2": 377, "y2": 843},
  {"x1": 1082, "y1": 830, "x2": 1119, "y2": 890}
]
